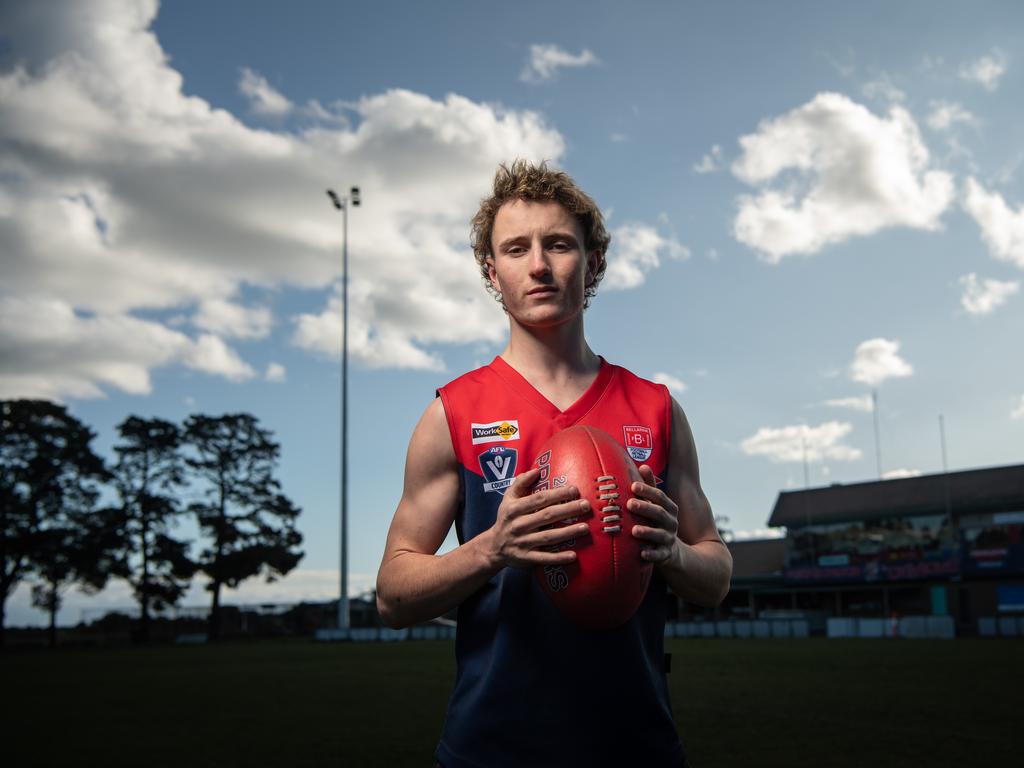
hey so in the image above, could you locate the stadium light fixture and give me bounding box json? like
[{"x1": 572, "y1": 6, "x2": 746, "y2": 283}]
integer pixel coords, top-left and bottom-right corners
[{"x1": 325, "y1": 186, "x2": 361, "y2": 638}]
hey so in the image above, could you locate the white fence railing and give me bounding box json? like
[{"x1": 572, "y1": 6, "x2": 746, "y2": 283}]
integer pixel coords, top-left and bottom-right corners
[
  {"x1": 315, "y1": 614, "x2": 1011, "y2": 643},
  {"x1": 978, "y1": 616, "x2": 1024, "y2": 637},
  {"x1": 665, "y1": 619, "x2": 810, "y2": 639},
  {"x1": 825, "y1": 615, "x2": 955, "y2": 639}
]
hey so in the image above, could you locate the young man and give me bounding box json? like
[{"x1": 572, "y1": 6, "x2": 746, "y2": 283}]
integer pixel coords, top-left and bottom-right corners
[{"x1": 376, "y1": 161, "x2": 731, "y2": 767}]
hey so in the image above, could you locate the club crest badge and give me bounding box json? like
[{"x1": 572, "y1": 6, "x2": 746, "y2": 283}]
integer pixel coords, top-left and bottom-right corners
[
  {"x1": 622, "y1": 425, "x2": 653, "y2": 462},
  {"x1": 479, "y1": 446, "x2": 518, "y2": 494}
]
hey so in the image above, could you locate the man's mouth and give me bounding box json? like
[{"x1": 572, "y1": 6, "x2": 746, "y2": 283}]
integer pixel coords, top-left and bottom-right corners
[{"x1": 527, "y1": 286, "x2": 557, "y2": 296}]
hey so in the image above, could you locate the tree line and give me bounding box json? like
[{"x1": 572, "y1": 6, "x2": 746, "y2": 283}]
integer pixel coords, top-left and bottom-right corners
[{"x1": 0, "y1": 400, "x2": 304, "y2": 647}]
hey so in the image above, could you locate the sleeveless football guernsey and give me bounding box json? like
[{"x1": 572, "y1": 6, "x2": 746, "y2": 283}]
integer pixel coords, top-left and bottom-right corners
[{"x1": 434, "y1": 356, "x2": 686, "y2": 768}]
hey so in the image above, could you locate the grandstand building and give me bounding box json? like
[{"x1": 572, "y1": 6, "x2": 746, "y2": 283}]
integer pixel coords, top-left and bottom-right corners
[{"x1": 697, "y1": 463, "x2": 1024, "y2": 636}]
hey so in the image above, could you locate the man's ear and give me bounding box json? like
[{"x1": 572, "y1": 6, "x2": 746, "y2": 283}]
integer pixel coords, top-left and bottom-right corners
[
  {"x1": 487, "y1": 257, "x2": 500, "y2": 293},
  {"x1": 585, "y1": 251, "x2": 603, "y2": 286}
]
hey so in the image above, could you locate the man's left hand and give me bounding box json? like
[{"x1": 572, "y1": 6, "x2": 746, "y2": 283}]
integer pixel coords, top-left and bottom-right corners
[{"x1": 629, "y1": 465, "x2": 682, "y2": 566}]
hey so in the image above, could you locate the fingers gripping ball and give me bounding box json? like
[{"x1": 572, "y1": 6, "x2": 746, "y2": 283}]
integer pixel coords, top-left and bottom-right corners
[{"x1": 531, "y1": 425, "x2": 653, "y2": 629}]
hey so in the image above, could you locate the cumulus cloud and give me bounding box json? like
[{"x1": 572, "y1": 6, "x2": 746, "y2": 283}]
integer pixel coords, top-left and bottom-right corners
[
  {"x1": 520, "y1": 44, "x2": 598, "y2": 82},
  {"x1": 861, "y1": 75, "x2": 905, "y2": 103},
  {"x1": 693, "y1": 144, "x2": 723, "y2": 174},
  {"x1": 824, "y1": 394, "x2": 874, "y2": 412},
  {"x1": 183, "y1": 334, "x2": 256, "y2": 381},
  {"x1": 265, "y1": 362, "x2": 286, "y2": 382},
  {"x1": 882, "y1": 468, "x2": 922, "y2": 480},
  {"x1": 731, "y1": 92, "x2": 954, "y2": 262},
  {"x1": 927, "y1": 100, "x2": 977, "y2": 131},
  {"x1": 959, "y1": 273, "x2": 1019, "y2": 315},
  {"x1": 193, "y1": 298, "x2": 273, "y2": 339},
  {"x1": 0, "y1": 1, "x2": 682, "y2": 397},
  {"x1": 603, "y1": 224, "x2": 689, "y2": 290},
  {"x1": 238, "y1": 67, "x2": 293, "y2": 116},
  {"x1": 959, "y1": 50, "x2": 1007, "y2": 91},
  {"x1": 652, "y1": 372, "x2": 687, "y2": 395},
  {"x1": 0, "y1": 297, "x2": 251, "y2": 398},
  {"x1": 290, "y1": 282, "x2": 492, "y2": 370},
  {"x1": 849, "y1": 338, "x2": 913, "y2": 387},
  {"x1": 963, "y1": 179, "x2": 1024, "y2": 269},
  {"x1": 1012, "y1": 395, "x2": 1024, "y2": 420},
  {"x1": 741, "y1": 421, "x2": 862, "y2": 463}
]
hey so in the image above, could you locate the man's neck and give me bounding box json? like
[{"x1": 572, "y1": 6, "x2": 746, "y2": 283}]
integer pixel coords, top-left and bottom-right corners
[{"x1": 497, "y1": 315, "x2": 601, "y2": 410}]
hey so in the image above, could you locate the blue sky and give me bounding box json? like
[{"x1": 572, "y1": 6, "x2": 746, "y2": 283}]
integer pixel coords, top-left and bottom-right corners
[{"x1": 2, "y1": 0, "x2": 1022, "y2": 626}]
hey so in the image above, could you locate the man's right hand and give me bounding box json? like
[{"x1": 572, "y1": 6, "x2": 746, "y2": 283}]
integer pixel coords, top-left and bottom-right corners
[{"x1": 480, "y1": 467, "x2": 592, "y2": 570}]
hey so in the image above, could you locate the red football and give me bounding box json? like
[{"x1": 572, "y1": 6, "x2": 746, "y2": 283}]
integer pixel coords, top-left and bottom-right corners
[{"x1": 531, "y1": 425, "x2": 653, "y2": 629}]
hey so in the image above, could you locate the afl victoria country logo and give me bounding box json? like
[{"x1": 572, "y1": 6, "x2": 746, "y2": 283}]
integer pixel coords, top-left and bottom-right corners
[
  {"x1": 622, "y1": 425, "x2": 653, "y2": 461},
  {"x1": 471, "y1": 419, "x2": 520, "y2": 445},
  {"x1": 479, "y1": 446, "x2": 517, "y2": 494}
]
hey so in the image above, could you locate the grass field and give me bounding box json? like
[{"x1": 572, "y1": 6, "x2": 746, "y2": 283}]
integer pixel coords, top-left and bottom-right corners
[{"x1": 3, "y1": 638, "x2": 1021, "y2": 767}]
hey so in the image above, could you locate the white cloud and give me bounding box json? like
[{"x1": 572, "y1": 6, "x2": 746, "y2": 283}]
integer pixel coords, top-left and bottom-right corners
[
  {"x1": 7, "y1": 1, "x2": 673, "y2": 397},
  {"x1": 652, "y1": 372, "x2": 687, "y2": 395},
  {"x1": 1012, "y1": 395, "x2": 1024, "y2": 420},
  {"x1": 731, "y1": 92, "x2": 954, "y2": 262},
  {"x1": 693, "y1": 144, "x2": 723, "y2": 174},
  {"x1": 0, "y1": 297, "x2": 252, "y2": 398},
  {"x1": 741, "y1": 421, "x2": 862, "y2": 463},
  {"x1": 184, "y1": 334, "x2": 256, "y2": 381},
  {"x1": 238, "y1": 67, "x2": 293, "y2": 116},
  {"x1": 849, "y1": 338, "x2": 913, "y2": 387},
  {"x1": 265, "y1": 362, "x2": 286, "y2": 382},
  {"x1": 862, "y1": 75, "x2": 905, "y2": 103},
  {"x1": 603, "y1": 224, "x2": 689, "y2": 290},
  {"x1": 824, "y1": 394, "x2": 874, "y2": 412},
  {"x1": 927, "y1": 100, "x2": 977, "y2": 131},
  {"x1": 882, "y1": 468, "x2": 922, "y2": 479},
  {"x1": 193, "y1": 298, "x2": 273, "y2": 339},
  {"x1": 609, "y1": 132, "x2": 627, "y2": 143},
  {"x1": 520, "y1": 44, "x2": 598, "y2": 82},
  {"x1": 959, "y1": 49, "x2": 1007, "y2": 91},
  {"x1": 963, "y1": 178, "x2": 1024, "y2": 269},
  {"x1": 959, "y1": 273, "x2": 1019, "y2": 315}
]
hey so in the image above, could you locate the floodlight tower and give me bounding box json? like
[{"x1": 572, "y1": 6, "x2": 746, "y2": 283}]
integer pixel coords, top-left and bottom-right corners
[{"x1": 327, "y1": 185, "x2": 360, "y2": 636}]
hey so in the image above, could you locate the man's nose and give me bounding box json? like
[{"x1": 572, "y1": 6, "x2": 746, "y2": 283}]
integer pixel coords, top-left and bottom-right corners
[{"x1": 527, "y1": 242, "x2": 551, "y2": 277}]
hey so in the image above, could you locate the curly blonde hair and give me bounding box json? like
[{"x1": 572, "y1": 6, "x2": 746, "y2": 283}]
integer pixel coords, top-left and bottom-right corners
[{"x1": 470, "y1": 160, "x2": 610, "y2": 308}]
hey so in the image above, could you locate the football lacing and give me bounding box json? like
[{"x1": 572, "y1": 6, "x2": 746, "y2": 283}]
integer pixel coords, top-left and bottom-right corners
[{"x1": 596, "y1": 476, "x2": 622, "y2": 534}]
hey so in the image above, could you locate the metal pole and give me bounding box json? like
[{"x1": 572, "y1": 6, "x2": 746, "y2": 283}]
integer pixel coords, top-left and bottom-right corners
[
  {"x1": 801, "y1": 431, "x2": 809, "y2": 488},
  {"x1": 327, "y1": 187, "x2": 358, "y2": 637},
  {"x1": 939, "y1": 414, "x2": 949, "y2": 473},
  {"x1": 872, "y1": 389, "x2": 882, "y2": 478},
  {"x1": 340, "y1": 198, "x2": 349, "y2": 635},
  {"x1": 940, "y1": 414, "x2": 954, "y2": 534}
]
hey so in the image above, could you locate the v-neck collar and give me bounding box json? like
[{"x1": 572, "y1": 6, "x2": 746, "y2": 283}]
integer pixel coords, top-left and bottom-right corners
[{"x1": 488, "y1": 354, "x2": 615, "y2": 427}]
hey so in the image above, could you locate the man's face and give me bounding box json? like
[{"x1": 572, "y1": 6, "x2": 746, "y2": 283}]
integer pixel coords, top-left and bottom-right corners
[{"x1": 487, "y1": 199, "x2": 597, "y2": 328}]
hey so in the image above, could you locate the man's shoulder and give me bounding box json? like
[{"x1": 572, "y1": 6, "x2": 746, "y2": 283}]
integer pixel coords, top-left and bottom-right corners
[
  {"x1": 438, "y1": 359, "x2": 497, "y2": 395},
  {"x1": 604, "y1": 360, "x2": 670, "y2": 396}
]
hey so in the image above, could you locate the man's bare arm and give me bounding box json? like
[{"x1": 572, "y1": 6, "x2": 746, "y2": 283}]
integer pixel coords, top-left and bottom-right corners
[
  {"x1": 376, "y1": 398, "x2": 590, "y2": 628},
  {"x1": 628, "y1": 398, "x2": 732, "y2": 607}
]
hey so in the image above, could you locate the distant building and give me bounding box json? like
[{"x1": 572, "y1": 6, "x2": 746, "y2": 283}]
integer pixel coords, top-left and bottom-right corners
[{"x1": 689, "y1": 463, "x2": 1024, "y2": 636}]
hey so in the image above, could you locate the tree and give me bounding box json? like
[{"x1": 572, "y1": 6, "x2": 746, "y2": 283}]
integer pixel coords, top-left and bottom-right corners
[
  {"x1": 0, "y1": 400, "x2": 112, "y2": 647},
  {"x1": 30, "y1": 497, "x2": 121, "y2": 648},
  {"x1": 183, "y1": 413, "x2": 303, "y2": 640},
  {"x1": 111, "y1": 416, "x2": 196, "y2": 643}
]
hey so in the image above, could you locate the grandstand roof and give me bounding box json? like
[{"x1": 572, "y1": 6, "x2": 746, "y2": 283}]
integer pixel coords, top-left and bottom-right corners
[{"x1": 768, "y1": 463, "x2": 1024, "y2": 529}]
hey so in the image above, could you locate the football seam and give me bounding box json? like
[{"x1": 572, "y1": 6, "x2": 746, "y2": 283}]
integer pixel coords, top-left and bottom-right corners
[{"x1": 582, "y1": 426, "x2": 619, "y2": 586}]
